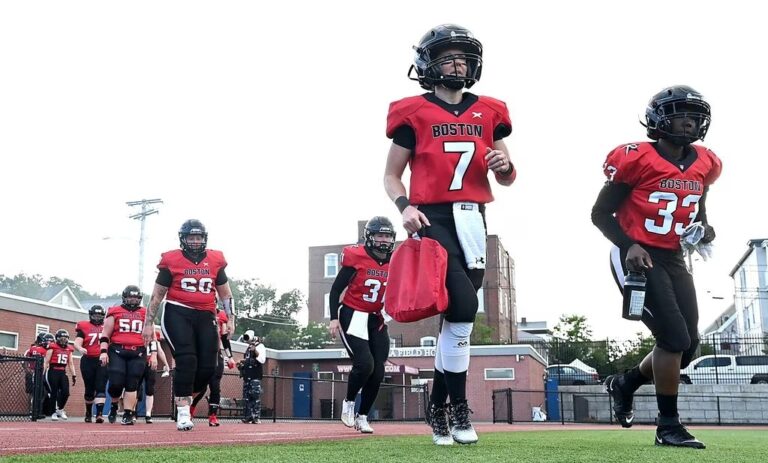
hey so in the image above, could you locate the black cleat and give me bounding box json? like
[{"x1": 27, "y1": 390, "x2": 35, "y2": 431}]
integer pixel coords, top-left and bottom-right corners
[
  {"x1": 95, "y1": 415, "x2": 104, "y2": 423},
  {"x1": 121, "y1": 411, "x2": 134, "y2": 425},
  {"x1": 605, "y1": 374, "x2": 635, "y2": 428},
  {"x1": 84, "y1": 415, "x2": 93, "y2": 423},
  {"x1": 655, "y1": 417, "x2": 705, "y2": 449},
  {"x1": 145, "y1": 416, "x2": 153, "y2": 424},
  {"x1": 108, "y1": 407, "x2": 118, "y2": 424}
]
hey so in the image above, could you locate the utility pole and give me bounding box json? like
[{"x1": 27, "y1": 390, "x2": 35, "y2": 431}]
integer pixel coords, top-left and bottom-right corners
[{"x1": 127, "y1": 198, "x2": 163, "y2": 291}]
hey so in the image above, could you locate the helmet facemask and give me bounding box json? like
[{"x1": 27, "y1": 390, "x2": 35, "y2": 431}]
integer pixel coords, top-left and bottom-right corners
[
  {"x1": 409, "y1": 25, "x2": 483, "y2": 91},
  {"x1": 89, "y1": 305, "x2": 106, "y2": 325},
  {"x1": 645, "y1": 86, "x2": 711, "y2": 146},
  {"x1": 122, "y1": 286, "x2": 143, "y2": 310}
]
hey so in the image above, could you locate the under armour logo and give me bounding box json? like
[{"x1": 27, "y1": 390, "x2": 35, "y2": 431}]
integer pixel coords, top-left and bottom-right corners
[
  {"x1": 475, "y1": 257, "x2": 485, "y2": 264},
  {"x1": 472, "y1": 112, "x2": 482, "y2": 118},
  {"x1": 453, "y1": 110, "x2": 459, "y2": 115},
  {"x1": 624, "y1": 144, "x2": 639, "y2": 155},
  {"x1": 204, "y1": 262, "x2": 209, "y2": 266}
]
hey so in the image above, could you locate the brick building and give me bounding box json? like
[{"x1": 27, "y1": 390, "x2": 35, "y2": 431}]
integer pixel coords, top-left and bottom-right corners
[{"x1": 307, "y1": 221, "x2": 518, "y2": 347}]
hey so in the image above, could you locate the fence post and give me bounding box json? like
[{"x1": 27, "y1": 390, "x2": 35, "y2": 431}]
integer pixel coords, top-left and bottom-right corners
[
  {"x1": 560, "y1": 391, "x2": 565, "y2": 425},
  {"x1": 272, "y1": 375, "x2": 277, "y2": 423},
  {"x1": 506, "y1": 388, "x2": 513, "y2": 424}
]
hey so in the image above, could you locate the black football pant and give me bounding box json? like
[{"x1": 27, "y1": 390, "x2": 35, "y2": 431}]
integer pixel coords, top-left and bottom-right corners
[
  {"x1": 80, "y1": 355, "x2": 108, "y2": 402},
  {"x1": 338, "y1": 305, "x2": 390, "y2": 415},
  {"x1": 107, "y1": 345, "x2": 147, "y2": 397},
  {"x1": 45, "y1": 369, "x2": 69, "y2": 412},
  {"x1": 611, "y1": 245, "x2": 699, "y2": 367},
  {"x1": 161, "y1": 303, "x2": 218, "y2": 397},
  {"x1": 418, "y1": 203, "x2": 485, "y2": 323}
]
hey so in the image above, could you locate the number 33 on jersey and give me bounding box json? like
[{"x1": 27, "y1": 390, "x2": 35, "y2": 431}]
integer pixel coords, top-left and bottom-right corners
[
  {"x1": 603, "y1": 142, "x2": 722, "y2": 250},
  {"x1": 340, "y1": 245, "x2": 389, "y2": 313}
]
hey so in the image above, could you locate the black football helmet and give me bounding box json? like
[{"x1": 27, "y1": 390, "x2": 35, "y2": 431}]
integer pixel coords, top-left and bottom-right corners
[
  {"x1": 35, "y1": 332, "x2": 50, "y2": 346},
  {"x1": 89, "y1": 305, "x2": 106, "y2": 325},
  {"x1": 179, "y1": 219, "x2": 208, "y2": 255},
  {"x1": 408, "y1": 24, "x2": 483, "y2": 91},
  {"x1": 644, "y1": 85, "x2": 711, "y2": 145},
  {"x1": 55, "y1": 329, "x2": 70, "y2": 347},
  {"x1": 42, "y1": 332, "x2": 55, "y2": 347},
  {"x1": 364, "y1": 216, "x2": 396, "y2": 255},
  {"x1": 121, "y1": 285, "x2": 143, "y2": 310}
]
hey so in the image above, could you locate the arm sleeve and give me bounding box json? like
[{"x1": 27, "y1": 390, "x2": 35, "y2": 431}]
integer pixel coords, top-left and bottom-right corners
[
  {"x1": 329, "y1": 266, "x2": 356, "y2": 321},
  {"x1": 591, "y1": 182, "x2": 636, "y2": 249},
  {"x1": 392, "y1": 125, "x2": 416, "y2": 149},
  {"x1": 155, "y1": 268, "x2": 172, "y2": 287},
  {"x1": 220, "y1": 335, "x2": 232, "y2": 357},
  {"x1": 216, "y1": 267, "x2": 228, "y2": 286}
]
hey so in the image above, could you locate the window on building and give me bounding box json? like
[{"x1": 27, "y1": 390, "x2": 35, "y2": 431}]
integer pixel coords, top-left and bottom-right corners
[
  {"x1": 390, "y1": 337, "x2": 398, "y2": 348},
  {"x1": 477, "y1": 287, "x2": 485, "y2": 313},
  {"x1": 485, "y1": 368, "x2": 515, "y2": 380},
  {"x1": 739, "y1": 267, "x2": 747, "y2": 289},
  {"x1": 36, "y1": 324, "x2": 49, "y2": 335},
  {"x1": 420, "y1": 336, "x2": 437, "y2": 347},
  {"x1": 0, "y1": 331, "x2": 19, "y2": 350},
  {"x1": 324, "y1": 253, "x2": 339, "y2": 278},
  {"x1": 317, "y1": 371, "x2": 334, "y2": 381},
  {"x1": 324, "y1": 293, "x2": 330, "y2": 319}
]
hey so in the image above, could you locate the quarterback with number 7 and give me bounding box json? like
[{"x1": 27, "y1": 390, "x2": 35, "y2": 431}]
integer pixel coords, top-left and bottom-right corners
[{"x1": 591, "y1": 85, "x2": 722, "y2": 449}]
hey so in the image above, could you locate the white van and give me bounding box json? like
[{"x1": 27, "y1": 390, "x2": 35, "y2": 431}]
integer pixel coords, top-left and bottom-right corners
[{"x1": 680, "y1": 355, "x2": 768, "y2": 384}]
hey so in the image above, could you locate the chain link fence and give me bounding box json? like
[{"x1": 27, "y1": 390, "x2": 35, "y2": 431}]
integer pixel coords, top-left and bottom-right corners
[{"x1": 0, "y1": 356, "x2": 44, "y2": 421}]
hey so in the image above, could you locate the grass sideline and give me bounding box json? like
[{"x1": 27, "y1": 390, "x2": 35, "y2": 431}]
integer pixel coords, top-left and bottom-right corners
[{"x1": 1, "y1": 430, "x2": 763, "y2": 463}]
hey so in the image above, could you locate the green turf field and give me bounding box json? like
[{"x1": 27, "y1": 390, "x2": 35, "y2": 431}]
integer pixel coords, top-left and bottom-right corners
[{"x1": 1, "y1": 430, "x2": 763, "y2": 463}]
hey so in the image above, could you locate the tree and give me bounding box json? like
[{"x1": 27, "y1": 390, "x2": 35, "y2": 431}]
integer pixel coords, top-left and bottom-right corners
[
  {"x1": 266, "y1": 328, "x2": 297, "y2": 350},
  {"x1": 471, "y1": 314, "x2": 494, "y2": 345},
  {"x1": 553, "y1": 314, "x2": 593, "y2": 342},
  {"x1": 229, "y1": 278, "x2": 304, "y2": 347},
  {"x1": 0, "y1": 272, "x2": 110, "y2": 300},
  {"x1": 294, "y1": 322, "x2": 332, "y2": 350}
]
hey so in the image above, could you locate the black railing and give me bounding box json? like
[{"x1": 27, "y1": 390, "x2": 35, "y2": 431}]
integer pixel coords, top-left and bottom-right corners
[
  {"x1": 528, "y1": 335, "x2": 768, "y2": 385},
  {"x1": 0, "y1": 356, "x2": 44, "y2": 421},
  {"x1": 493, "y1": 387, "x2": 768, "y2": 425},
  {"x1": 159, "y1": 371, "x2": 430, "y2": 422}
]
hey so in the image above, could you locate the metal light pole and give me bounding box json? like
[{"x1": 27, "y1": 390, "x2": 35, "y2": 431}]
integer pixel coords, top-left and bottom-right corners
[{"x1": 127, "y1": 198, "x2": 163, "y2": 290}]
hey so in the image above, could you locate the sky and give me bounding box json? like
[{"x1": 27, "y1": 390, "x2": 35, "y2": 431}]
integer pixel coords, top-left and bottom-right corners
[{"x1": 1, "y1": 1, "x2": 766, "y2": 339}]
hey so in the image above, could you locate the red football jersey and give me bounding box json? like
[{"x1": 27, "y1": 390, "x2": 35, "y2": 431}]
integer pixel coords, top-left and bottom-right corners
[
  {"x1": 75, "y1": 320, "x2": 104, "y2": 358},
  {"x1": 157, "y1": 249, "x2": 227, "y2": 312},
  {"x1": 106, "y1": 305, "x2": 147, "y2": 347},
  {"x1": 217, "y1": 310, "x2": 228, "y2": 336},
  {"x1": 24, "y1": 345, "x2": 48, "y2": 369},
  {"x1": 386, "y1": 94, "x2": 512, "y2": 205},
  {"x1": 340, "y1": 245, "x2": 389, "y2": 313},
  {"x1": 48, "y1": 344, "x2": 73, "y2": 371},
  {"x1": 603, "y1": 142, "x2": 722, "y2": 250}
]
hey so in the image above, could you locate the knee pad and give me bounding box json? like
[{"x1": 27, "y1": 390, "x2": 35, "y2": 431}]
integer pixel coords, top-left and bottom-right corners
[
  {"x1": 124, "y1": 376, "x2": 142, "y2": 393},
  {"x1": 657, "y1": 331, "x2": 691, "y2": 354},
  {"x1": 438, "y1": 321, "x2": 473, "y2": 373},
  {"x1": 680, "y1": 337, "x2": 700, "y2": 369},
  {"x1": 108, "y1": 383, "x2": 124, "y2": 398}
]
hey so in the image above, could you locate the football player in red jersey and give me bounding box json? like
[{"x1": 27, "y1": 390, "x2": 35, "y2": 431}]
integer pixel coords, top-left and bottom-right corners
[
  {"x1": 43, "y1": 329, "x2": 77, "y2": 420},
  {"x1": 190, "y1": 307, "x2": 235, "y2": 427},
  {"x1": 100, "y1": 285, "x2": 149, "y2": 425},
  {"x1": 24, "y1": 332, "x2": 52, "y2": 419},
  {"x1": 328, "y1": 216, "x2": 395, "y2": 434},
  {"x1": 383, "y1": 24, "x2": 515, "y2": 446},
  {"x1": 141, "y1": 219, "x2": 235, "y2": 431},
  {"x1": 592, "y1": 85, "x2": 721, "y2": 449},
  {"x1": 74, "y1": 305, "x2": 108, "y2": 423}
]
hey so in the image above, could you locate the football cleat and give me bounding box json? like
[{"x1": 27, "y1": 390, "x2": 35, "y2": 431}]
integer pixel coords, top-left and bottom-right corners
[
  {"x1": 354, "y1": 414, "x2": 374, "y2": 434},
  {"x1": 605, "y1": 374, "x2": 635, "y2": 428},
  {"x1": 341, "y1": 399, "x2": 356, "y2": 427},
  {"x1": 655, "y1": 416, "x2": 705, "y2": 449},
  {"x1": 450, "y1": 401, "x2": 478, "y2": 444},
  {"x1": 428, "y1": 403, "x2": 453, "y2": 446},
  {"x1": 208, "y1": 414, "x2": 220, "y2": 427},
  {"x1": 176, "y1": 406, "x2": 194, "y2": 431}
]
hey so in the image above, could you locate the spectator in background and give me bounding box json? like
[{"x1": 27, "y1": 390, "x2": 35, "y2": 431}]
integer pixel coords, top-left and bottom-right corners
[{"x1": 237, "y1": 330, "x2": 266, "y2": 424}]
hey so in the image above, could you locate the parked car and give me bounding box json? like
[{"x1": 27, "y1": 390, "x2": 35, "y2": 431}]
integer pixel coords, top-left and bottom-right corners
[
  {"x1": 546, "y1": 364, "x2": 601, "y2": 385},
  {"x1": 679, "y1": 355, "x2": 768, "y2": 384}
]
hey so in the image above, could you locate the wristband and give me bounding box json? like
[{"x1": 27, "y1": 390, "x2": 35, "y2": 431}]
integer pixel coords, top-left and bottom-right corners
[
  {"x1": 100, "y1": 348, "x2": 108, "y2": 354},
  {"x1": 99, "y1": 336, "x2": 110, "y2": 344},
  {"x1": 395, "y1": 196, "x2": 411, "y2": 213}
]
